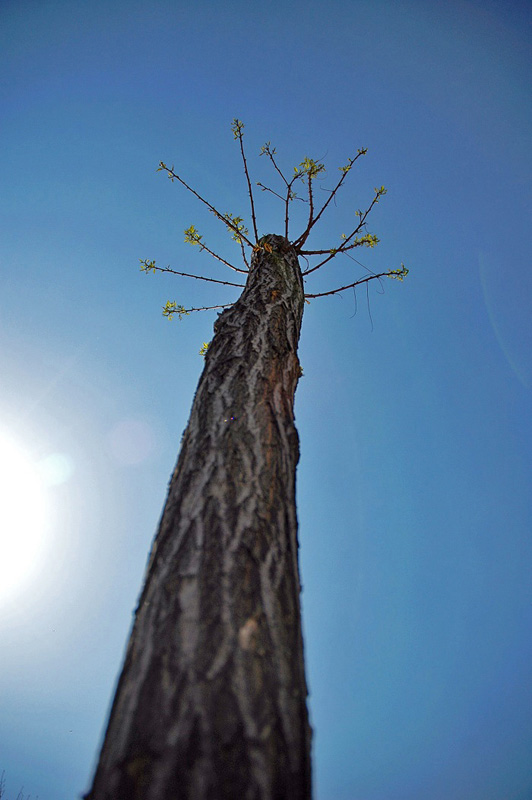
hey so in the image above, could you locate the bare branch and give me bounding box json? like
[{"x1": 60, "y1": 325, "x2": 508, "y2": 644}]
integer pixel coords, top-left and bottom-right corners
[
  {"x1": 304, "y1": 173, "x2": 314, "y2": 244},
  {"x1": 199, "y1": 243, "x2": 248, "y2": 274},
  {"x1": 238, "y1": 236, "x2": 250, "y2": 269},
  {"x1": 304, "y1": 272, "x2": 388, "y2": 299},
  {"x1": 301, "y1": 186, "x2": 385, "y2": 274},
  {"x1": 258, "y1": 143, "x2": 308, "y2": 239},
  {"x1": 293, "y1": 148, "x2": 367, "y2": 250},
  {"x1": 257, "y1": 182, "x2": 287, "y2": 202},
  {"x1": 304, "y1": 264, "x2": 408, "y2": 299},
  {"x1": 182, "y1": 226, "x2": 248, "y2": 274},
  {"x1": 158, "y1": 162, "x2": 254, "y2": 248},
  {"x1": 232, "y1": 120, "x2": 259, "y2": 243},
  {"x1": 300, "y1": 232, "x2": 378, "y2": 260},
  {"x1": 140, "y1": 260, "x2": 245, "y2": 288},
  {"x1": 285, "y1": 175, "x2": 302, "y2": 239},
  {"x1": 162, "y1": 300, "x2": 234, "y2": 320},
  {"x1": 260, "y1": 142, "x2": 291, "y2": 187}
]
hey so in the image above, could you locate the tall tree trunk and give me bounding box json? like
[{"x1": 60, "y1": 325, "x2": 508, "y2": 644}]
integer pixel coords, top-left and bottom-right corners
[{"x1": 86, "y1": 234, "x2": 312, "y2": 800}]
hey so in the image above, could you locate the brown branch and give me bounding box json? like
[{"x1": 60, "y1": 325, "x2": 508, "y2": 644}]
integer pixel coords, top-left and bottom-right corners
[
  {"x1": 304, "y1": 269, "x2": 393, "y2": 299},
  {"x1": 235, "y1": 124, "x2": 259, "y2": 242},
  {"x1": 258, "y1": 143, "x2": 307, "y2": 240},
  {"x1": 293, "y1": 149, "x2": 367, "y2": 250},
  {"x1": 183, "y1": 227, "x2": 248, "y2": 274},
  {"x1": 158, "y1": 162, "x2": 254, "y2": 248},
  {"x1": 257, "y1": 182, "x2": 286, "y2": 202},
  {"x1": 140, "y1": 261, "x2": 245, "y2": 287},
  {"x1": 260, "y1": 143, "x2": 291, "y2": 188},
  {"x1": 199, "y1": 242, "x2": 248, "y2": 274},
  {"x1": 163, "y1": 301, "x2": 235, "y2": 319},
  {"x1": 182, "y1": 302, "x2": 234, "y2": 313},
  {"x1": 238, "y1": 237, "x2": 250, "y2": 269},
  {"x1": 301, "y1": 189, "x2": 383, "y2": 274},
  {"x1": 257, "y1": 179, "x2": 305, "y2": 241},
  {"x1": 285, "y1": 176, "x2": 301, "y2": 240},
  {"x1": 302, "y1": 174, "x2": 314, "y2": 245}
]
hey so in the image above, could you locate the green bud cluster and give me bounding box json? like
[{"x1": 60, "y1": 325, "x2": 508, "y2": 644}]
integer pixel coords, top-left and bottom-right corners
[{"x1": 163, "y1": 301, "x2": 189, "y2": 320}]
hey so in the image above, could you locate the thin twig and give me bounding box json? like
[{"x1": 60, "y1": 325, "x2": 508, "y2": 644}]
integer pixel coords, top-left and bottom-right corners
[
  {"x1": 293, "y1": 149, "x2": 367, "y2": 250},
  {"x1": 235, "y1": 125, "x2": 259, "y2": 242},
  {"x1": 258, "y1": 178, "x2": 306, "y2": 235},
  {"x1": 303, "y1": 173, "x2": 314, "y2": 244},
  {"x1": 164, "y1": 301, "x2": 235, "y2": 318},
  {"x1": 238, "y1": 237, "x2": 250, "y2": 269},
  {"x1": 183, "y1": 226, "x2": 248, "y2": 273},
  {"x1": 285, "y1": 175, "x2": 301, "y2": 239},
  {"x1": 256, "y1": 179, "x2": 306, "y2": 240},
  {"x1": 183, "y1": 302, "x2": 234, "y2": 313},
  {"x1": 196, "y1": 239, "x2": 248, "y2": 274},
  {"x1": 158, "y1": 162, "x2": 254, "y2": 248},
  {"x1": 257, "y1": 183, "x2": 289, "y2": 203},
  {"x1": 301, "y1": 189, "x2": 383, "y2": 274},
  {"x1": 259, "y1": 143, "x2": 307, "y2": 240},
  {"x1": 141, "y1": 262, "x2": 245, "y2": 287},
  {"x1": 260, "y1": 144, "x2": 290, "y2": 187},
  {"x1": 304, "y1": 269, "x2": 394, "y2": 299}
]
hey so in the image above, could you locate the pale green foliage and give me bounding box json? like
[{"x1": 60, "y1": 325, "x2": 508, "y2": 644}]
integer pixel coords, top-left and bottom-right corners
[
  {"x1": 163, "y1": 301, "x2": 189, "y2": 320},
  {"x1": 387, "y1": 264, "x2": 409, "y2": 281},
  {"x1": 297, "y1": 157, "x2": 325, "y2": 180},
  {"x1": 199, "y1": 341, "x2": 211, "y2": 357},
  {"x1": 353, "y1": 233, "x2": 380, "y2": 247},
  {"x1": 158, "y1": 161, "x2": 174, "y2": 179},
  {"x1": 259, "y1": 141, "x2": 283, "y2": 163},
  {"x1": 184, "y1": 225, "x2": 203, "y2": 246},
  {"x1": 332, "y1": 233, "x2": 379, "y2": 255},
  {"x1": 139, "y1": 258, "x2": 157, "y2": 274},
  {"x1": 223, "y1": 213, "x2": 249, "y2": 243},
  {"x1": 231, "y1": 118, "x2": 244, "y2": 139},
  {"x1": 339, "y1": 147, "x2": 368, "y2": 174}
]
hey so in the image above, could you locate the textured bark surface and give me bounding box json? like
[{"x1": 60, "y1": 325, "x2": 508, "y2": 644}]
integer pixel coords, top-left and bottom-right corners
[{"x1": 86, "y1": 235, "x2": 312, "y2": 800}]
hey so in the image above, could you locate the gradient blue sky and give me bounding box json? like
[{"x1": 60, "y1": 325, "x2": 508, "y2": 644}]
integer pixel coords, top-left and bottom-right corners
[{"x1": 1, "y1": 1, "x2": 531, "y2": 798}]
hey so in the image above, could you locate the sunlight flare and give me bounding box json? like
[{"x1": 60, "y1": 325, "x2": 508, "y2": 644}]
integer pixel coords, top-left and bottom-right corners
[{"x1": 0, "y1": 431, "x2": 49, "y2": 599}]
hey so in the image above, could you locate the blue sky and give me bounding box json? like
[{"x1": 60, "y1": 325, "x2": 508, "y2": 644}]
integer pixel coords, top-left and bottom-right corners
[{"x1": 0, "y1": 1, "x2": 531, "y2": 798}]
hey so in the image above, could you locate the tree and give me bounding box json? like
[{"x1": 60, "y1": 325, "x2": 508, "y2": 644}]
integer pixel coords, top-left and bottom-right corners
[{"x1": 85, "y1": 121, "x2": 407, "y2": 800}]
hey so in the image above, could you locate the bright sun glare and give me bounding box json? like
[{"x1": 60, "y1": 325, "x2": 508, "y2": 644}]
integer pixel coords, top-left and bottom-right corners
[{"x1": 0, "y1": 431, "x2": 49, "y2": 599}]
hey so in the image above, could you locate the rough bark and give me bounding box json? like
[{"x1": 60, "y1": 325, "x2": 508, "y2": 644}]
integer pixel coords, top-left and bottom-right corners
[{"x1": 86, "y1": 234, "x2": 312, "y2": 800}]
